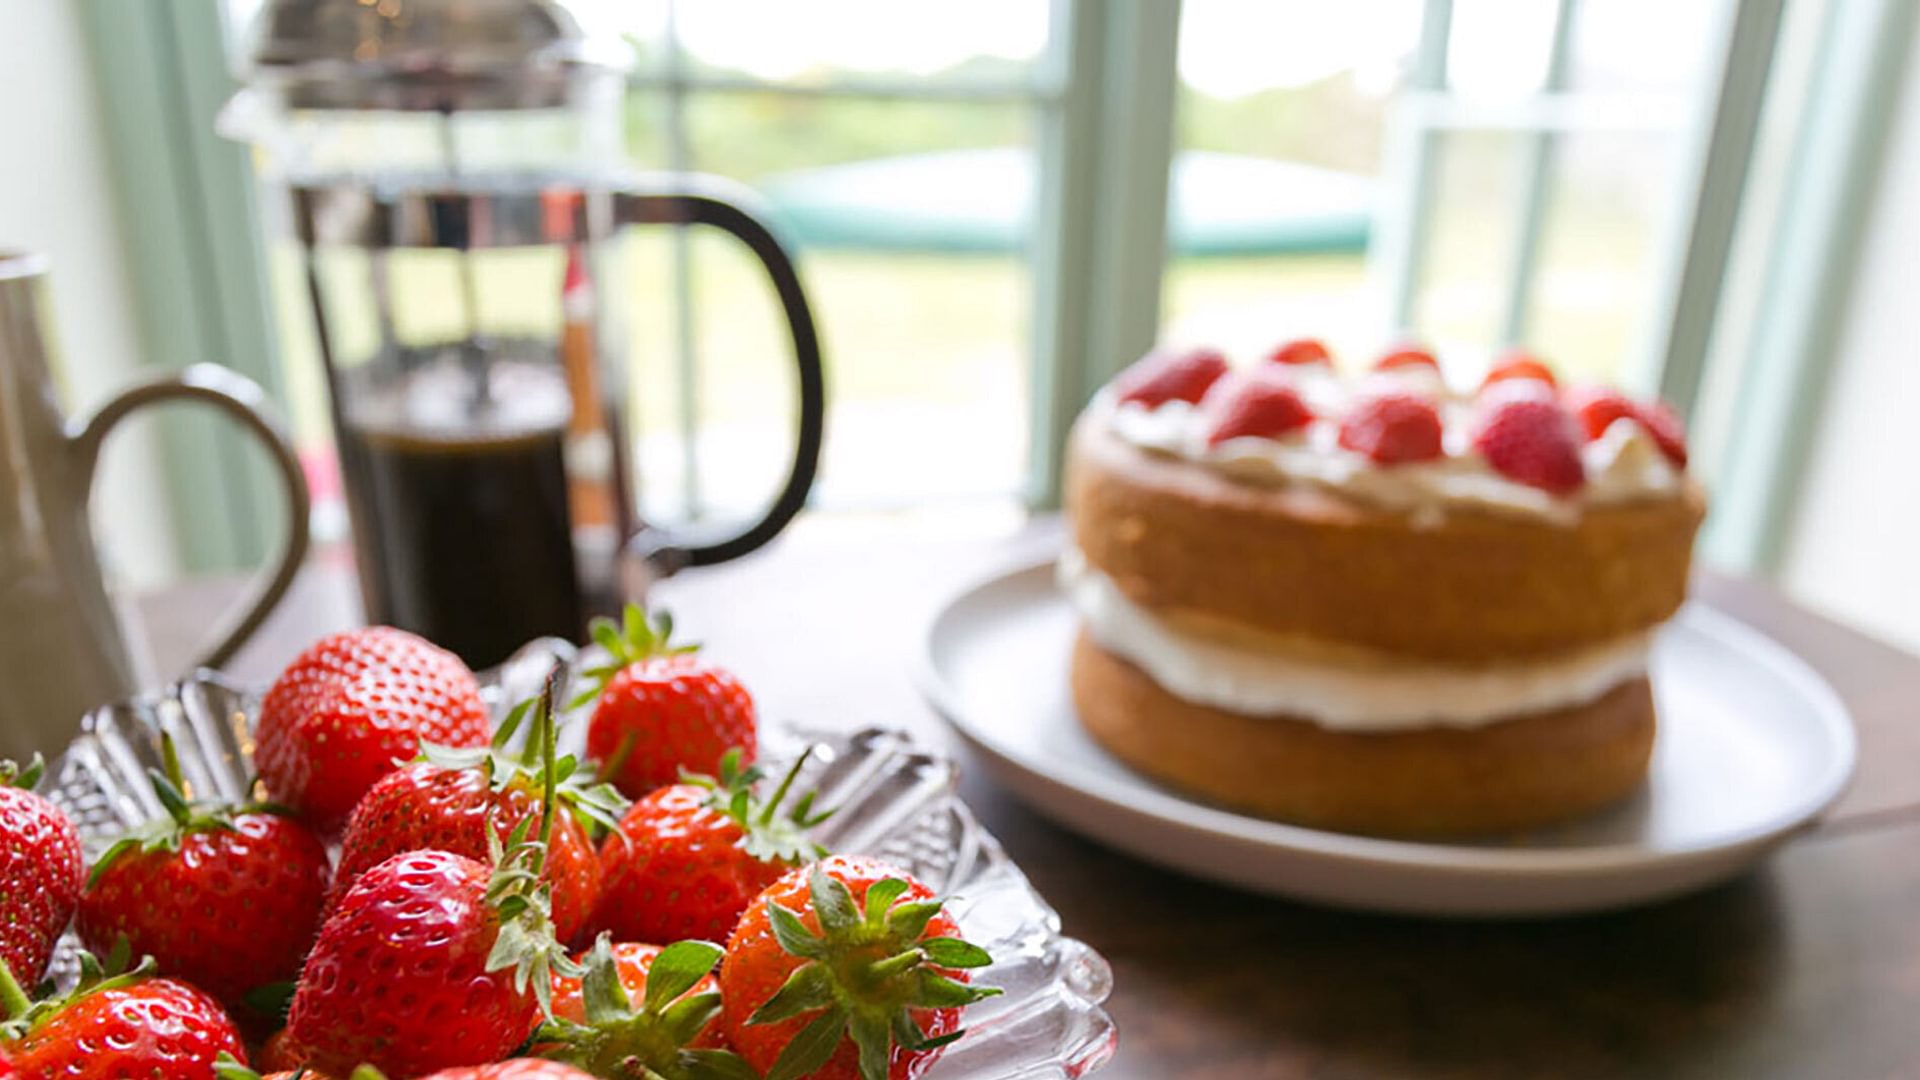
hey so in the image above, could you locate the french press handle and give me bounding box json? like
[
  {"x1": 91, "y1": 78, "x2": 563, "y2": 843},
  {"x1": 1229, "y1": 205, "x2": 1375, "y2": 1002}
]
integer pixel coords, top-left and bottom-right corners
[{"x1": 612, "y1": 181, "x2": 827, "y2": 575}]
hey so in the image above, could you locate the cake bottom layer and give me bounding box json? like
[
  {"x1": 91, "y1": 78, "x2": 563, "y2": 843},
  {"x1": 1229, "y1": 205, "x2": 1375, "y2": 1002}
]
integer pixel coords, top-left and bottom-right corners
[{"x1": 1071, "y1": 630, "x2": 1655, "y2": 836}]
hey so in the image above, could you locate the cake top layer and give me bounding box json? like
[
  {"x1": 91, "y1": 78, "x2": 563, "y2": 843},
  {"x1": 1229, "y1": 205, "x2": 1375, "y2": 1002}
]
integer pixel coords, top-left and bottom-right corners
[{"x1": 1094, "y1": 340, "x2": 1690, "y2": 525}]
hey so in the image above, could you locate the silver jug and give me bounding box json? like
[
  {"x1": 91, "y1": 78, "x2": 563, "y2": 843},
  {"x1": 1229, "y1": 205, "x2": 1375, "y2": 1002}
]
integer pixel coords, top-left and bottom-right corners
[{"x1": 0, "y1": 251, "x2": 310, "y2": 760}]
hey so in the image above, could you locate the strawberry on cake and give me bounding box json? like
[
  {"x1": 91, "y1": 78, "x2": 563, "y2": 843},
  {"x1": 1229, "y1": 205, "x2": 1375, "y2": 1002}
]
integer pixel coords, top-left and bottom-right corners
[{"x1": 1063, "y1": 340, "x2": 1706, "y2": 836}]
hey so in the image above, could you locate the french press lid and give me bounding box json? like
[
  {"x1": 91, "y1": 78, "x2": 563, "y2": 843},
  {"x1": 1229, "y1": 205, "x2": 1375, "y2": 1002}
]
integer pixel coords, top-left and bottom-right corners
[{"x1": 238, "y1": 0, "x2": 631, "y2": 112}]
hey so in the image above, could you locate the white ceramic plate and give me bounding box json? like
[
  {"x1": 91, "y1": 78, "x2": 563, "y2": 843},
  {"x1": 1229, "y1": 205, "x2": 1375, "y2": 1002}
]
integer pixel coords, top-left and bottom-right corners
[{"x1": 917, "y1": 556, "x2": 1858, "y2": 917}]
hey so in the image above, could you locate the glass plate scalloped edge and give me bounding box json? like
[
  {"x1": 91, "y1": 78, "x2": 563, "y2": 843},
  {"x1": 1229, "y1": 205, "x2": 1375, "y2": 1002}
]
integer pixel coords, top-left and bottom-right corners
[{"x1": 39, "y1": 638, "x2": 1116, "y2": 1080}]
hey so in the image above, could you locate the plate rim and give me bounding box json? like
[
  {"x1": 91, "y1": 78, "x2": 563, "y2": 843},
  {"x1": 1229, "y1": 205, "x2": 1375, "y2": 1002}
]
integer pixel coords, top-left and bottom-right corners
[{"x1": 916, "y1": 553, "x2": 1859, "y2": 879}]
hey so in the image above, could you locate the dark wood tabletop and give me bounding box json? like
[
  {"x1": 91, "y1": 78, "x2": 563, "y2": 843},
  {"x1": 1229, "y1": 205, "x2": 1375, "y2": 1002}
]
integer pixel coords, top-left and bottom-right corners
[{"x1": 135, "y1": 519, "x2": 1920, "y2": 1079}]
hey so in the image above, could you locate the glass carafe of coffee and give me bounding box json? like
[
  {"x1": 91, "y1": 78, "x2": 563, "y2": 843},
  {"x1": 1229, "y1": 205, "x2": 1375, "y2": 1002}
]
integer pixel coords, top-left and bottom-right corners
[{"x1": 224, "y1": 0, "x2": 825, "y2": 668}]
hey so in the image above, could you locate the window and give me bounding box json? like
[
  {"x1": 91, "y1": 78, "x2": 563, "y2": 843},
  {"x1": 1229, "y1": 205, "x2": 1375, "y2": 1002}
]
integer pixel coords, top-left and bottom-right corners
[
  {"x1": 1166, "y1": 0, "x2": 1734, "y2": 388},
  {"x1": 131, "y1": 0, "x2": 1814, "y2": 572}
]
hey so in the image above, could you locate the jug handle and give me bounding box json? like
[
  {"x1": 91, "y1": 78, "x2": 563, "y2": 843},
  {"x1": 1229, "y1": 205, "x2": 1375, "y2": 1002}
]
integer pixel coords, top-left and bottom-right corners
[
  {"x1": 69, "y1": 364, "x2": 312, "y2": 670},
  {"x1": 612, "y1": 181, "x2": 826, "y2": 575}
]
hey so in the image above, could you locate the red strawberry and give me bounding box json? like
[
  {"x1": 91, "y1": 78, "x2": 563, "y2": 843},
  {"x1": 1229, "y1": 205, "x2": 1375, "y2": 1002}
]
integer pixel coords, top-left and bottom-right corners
[
  {"x1": 287, "y1": 677, "x2": 583, "y2": 1078},
  {"x1": 1634, "y1": 398, "x2": 1689, "y2": 467},
  {"x1": 1562, "y1": 387, "x2": 1687, "y2": 467},
  {"x1": 1202, "y1": 375, "x2": 1315, "y2": 447},
  {"x1": 1473, "y1": 385, "x2": 1587, "y2": 494},
  {"x1": 76, "y1": 737, "x2": 330, "y2": 1013},
  {"x1": 2, "y1": 950, "x2": 247, "y2": 1078},
  {"x1": 721, "y1": 856, "x2": 999, "y2": 1080},
  {"x1": 1482, "y1": 349, "x2": 1557, "y2": 389},
  {"x1": 1373, "y1": 345, "x2": 1439, "y2": 373},
  {"x1": 1339, "y1": 392, "x2": 1444, "y2": 465},
  {"x1": 216, "y1": 1058, "x2": 590, "y2": 1080},
  {"x1": 327, "y1": 753, "x2": 611, "y2": 944},
  {"x1": 1563, "y1": 385, "x2": 1638, "y2": 441},
  {"x1": 287, "y1": 849, "x2": 553, "y2": 1077},
  {"x1": 1112, "y1": 347, "x2": 1228, "y2": 407},
  {"x1": 580, "y1": 607, "x2": 757, "y2": 799},
  {"x1": 255, "y1": 1029, "x2": 309, "y2": 1073},
  {"x1": 534, "y1": 936, "x2": 744, "y2": 1077},
  {"x1": 0, "y1": 758, "x2": 82, "y2": 987},
  {"x1": 256, "y1": 627, "x2": 490, "y2": 830},
  {"x1": 1266, "y1": 338, "x2": 1332, "y2": 367},
  {"x1": 591, "y1": 749, "x2": 828, "y2": 946}
]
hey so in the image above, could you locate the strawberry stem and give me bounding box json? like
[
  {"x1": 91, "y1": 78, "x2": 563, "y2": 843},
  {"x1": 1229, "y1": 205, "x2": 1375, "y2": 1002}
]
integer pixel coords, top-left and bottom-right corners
[
  {"x1": 0, "y1": 958, "x2": 31, "y2": 1021},
  {"x1": 759, "y1": 747, "x2": 814, "y2": 828},
  {"x1": 0, "y1": 755, "x2": 45, "y2": 790},
  {"x1": 537, "y1": 665, "x2": 560, "y2": 857},
  {"x1": 159, "y1": 730, "x2": 185, "y2": 793}
]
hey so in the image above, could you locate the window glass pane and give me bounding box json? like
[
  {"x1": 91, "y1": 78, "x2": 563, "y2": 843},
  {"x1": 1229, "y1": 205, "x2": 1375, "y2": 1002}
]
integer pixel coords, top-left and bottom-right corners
[
  {"x1": 666, "y1": 0, "x2": 1046, "y2": 87},
  {"x1": 1446, "y1": 0, "x2": 1560, "y2": 98},
  {"x1": 1566, "y1": 0, "x2": 1721, "y2": 95},
  {"x1": 1526, "y1": 133, "x2": 1676, "y2": 382},
  {"x1": 1419, "y1": 132, "x2": 1529, "y2": 349},
  {"x1": 619, "y1": 91, "x2": 1035, "y2": 525},
  {"x1": 1164, "y1": 0, "x2": 1419, "y2": 361}
]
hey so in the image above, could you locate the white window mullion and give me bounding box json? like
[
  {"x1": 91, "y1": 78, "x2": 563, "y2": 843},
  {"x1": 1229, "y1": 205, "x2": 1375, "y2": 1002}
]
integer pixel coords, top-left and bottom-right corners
[{"x1": 1027, "y1": 0, "x2": 1183, "y2": 508}]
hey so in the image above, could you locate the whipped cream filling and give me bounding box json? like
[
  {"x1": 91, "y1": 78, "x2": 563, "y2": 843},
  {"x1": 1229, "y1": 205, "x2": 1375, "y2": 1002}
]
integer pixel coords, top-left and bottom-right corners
[
  {"x1": 1101, "y1": 369, "x2": 1678, "y2": 526},
  {"x1": 1060, "y1": 547, "x2": 1653, "y2": 731}
]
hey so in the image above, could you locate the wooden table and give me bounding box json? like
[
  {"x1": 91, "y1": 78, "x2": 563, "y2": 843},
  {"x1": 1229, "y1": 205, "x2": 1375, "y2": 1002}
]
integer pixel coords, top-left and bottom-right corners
[{"x1": 136, "y1": 520, "x2": 1920, "y2": 1079}]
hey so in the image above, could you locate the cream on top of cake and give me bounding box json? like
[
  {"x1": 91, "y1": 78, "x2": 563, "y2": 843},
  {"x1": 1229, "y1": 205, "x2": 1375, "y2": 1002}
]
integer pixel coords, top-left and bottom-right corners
[
  {"x1": 1059, "y1": 546, "x2": 1654, "y2": 730},
  {"x1": 1099, "y1": 363, "x2": 1679, "y2": 526}
]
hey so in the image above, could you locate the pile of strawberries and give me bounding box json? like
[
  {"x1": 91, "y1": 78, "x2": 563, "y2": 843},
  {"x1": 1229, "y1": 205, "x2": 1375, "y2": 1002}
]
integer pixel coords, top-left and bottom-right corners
[
  {"x1": 0, "y1": 606, "x2": 997, "y2": 1080},
  {"x1": 1115, "y1": 339, "x2": 1690, "y2": 494}
]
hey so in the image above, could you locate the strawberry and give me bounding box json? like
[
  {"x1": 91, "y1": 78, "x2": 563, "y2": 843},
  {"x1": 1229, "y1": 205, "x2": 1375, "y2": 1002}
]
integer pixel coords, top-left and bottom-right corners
[
  {"x1": 326, "y1": 684, "x2": 625, "y2": 945},
  {"x1": 1266, "y1": 338, "x2": 1332, "y2": 367},
  {"x1": 256, "y1": 1029, "x2": 309, "y2": 1073},
  {"x1": 76, "y1": 735, "x2": 331, "y2": 1014},
  {"x1": 287, "y1": 848, "x2": 557, "y2": 1077},
  {"x1": 1563, "y1": 385, "x2": 1638, "y2": 441},
  {"x1": 592, "y1": 749, "x2": 829, "y2": 946},
  {"x1": 1201, "y1": 375, "x2": 1315, "y2": 447},
  {"x1": 1634, "y1": 398, "x2": 1689, "y2": 467},
  {"x1": 579, "y1": 606, "x2": 757, "y2": 800},
  {"x1": 2, "y1": 948, "x2": 247, "y2": 1078},
  {"x1": 1472, "y1": 384, "x2": 1587, "y2": 494},
  {"x1": 0, "y1": 758, "x2": 82, "y2": 987},
  {"x1": 1372, "y1": 345, "x2": 1439, "y2": 373},
  {"x1": 215, "y1": 1058, "x2": 592, "y2": 1080},
  {"x1": 720, "y1": 856, "x2": 999, "y2": 1080},
  {"x1": 1338, "y1": 392, "x2": 1444, "y2": 465},
  {"x1": 1561, "y1": 386, "x2": 1687, "y2": 467},
  {"x1": 287, "y1": 677, "x2": 582, "y2": 1078},
  {"x1": 534, "y1": 936, "x2": 749, "y2": 1079},
  {"x1": 1112, "y1": 347, "x2": 1228, "y2": 407},
  {"x1": 256, "y1": 627, "x2": 490, "y2": 830},
  {"x1": 1482, "y1": 349, "x2": 1557, "y2": 389}
]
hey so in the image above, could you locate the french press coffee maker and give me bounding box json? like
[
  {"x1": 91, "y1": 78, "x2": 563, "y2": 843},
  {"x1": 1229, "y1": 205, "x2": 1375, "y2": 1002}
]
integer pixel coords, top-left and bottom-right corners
[{"x1": 225, "y1": 0, "x2": 826, "y2": 668}]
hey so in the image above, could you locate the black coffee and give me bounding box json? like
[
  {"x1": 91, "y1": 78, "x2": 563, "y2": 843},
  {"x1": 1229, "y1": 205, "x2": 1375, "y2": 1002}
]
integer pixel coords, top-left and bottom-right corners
[{"x1": 338, "y1": 359, "x2": 584, "y2": 669}]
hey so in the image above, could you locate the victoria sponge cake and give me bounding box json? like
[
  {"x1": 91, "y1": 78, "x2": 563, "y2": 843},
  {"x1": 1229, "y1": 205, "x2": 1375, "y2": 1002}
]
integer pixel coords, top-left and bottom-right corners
[{"x1": 1062, "y1": 340, "x2": 1705, "y2": 836}]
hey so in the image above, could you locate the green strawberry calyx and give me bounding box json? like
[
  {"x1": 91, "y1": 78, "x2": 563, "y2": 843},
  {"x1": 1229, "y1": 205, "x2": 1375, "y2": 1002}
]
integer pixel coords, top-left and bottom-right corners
[
  {"x1": 0, "y1": 940, "x2": 155, "y2": 1041},
  {"x1": 87, "y1": 733, "x2": 277, "y2": 886},
  {"x1": 534, "y1": 934, "x2": 758, "y2": 1080},
  {"x1": 0, "y1": 755, "x2": 45, "y2": 790},
  {"x1": 747, "y1": 867, "x2": 1002, "y2": 1080},
  {"x1": 569, "y1": 603, "x2": 699, "y2": 710},
  {"x1": 482, "y1": 665, "x2": 586, "y2": 1018},
  {"x1": 419, "y1": 659, "x2": 631, "y2": 838},
  {"x1": 685, "y1": 748, "x2": 832, "y2": 867}
]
